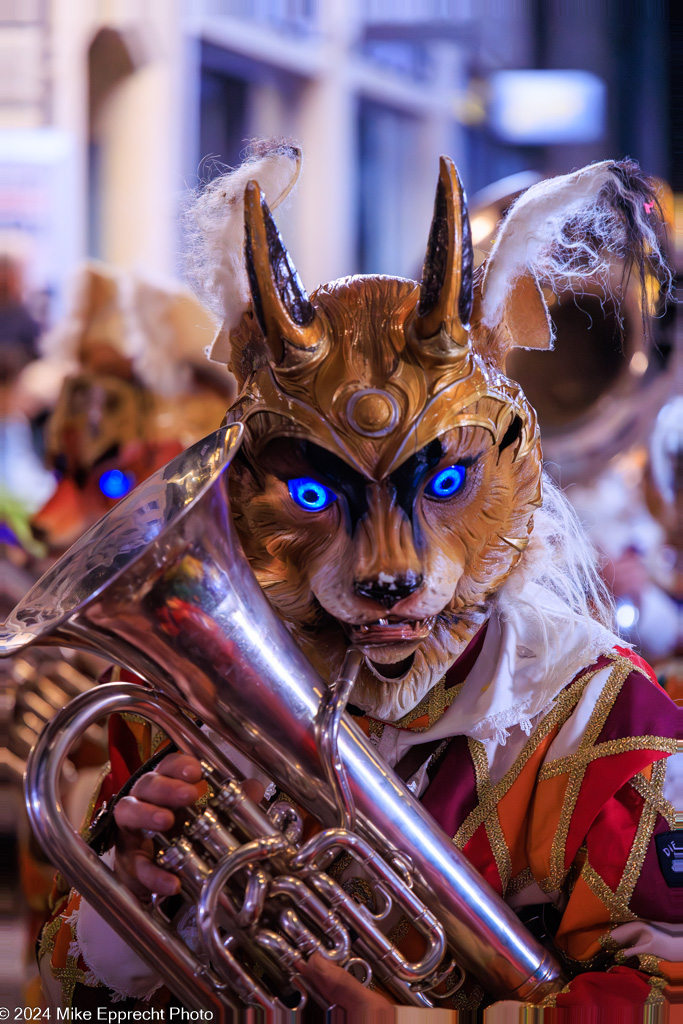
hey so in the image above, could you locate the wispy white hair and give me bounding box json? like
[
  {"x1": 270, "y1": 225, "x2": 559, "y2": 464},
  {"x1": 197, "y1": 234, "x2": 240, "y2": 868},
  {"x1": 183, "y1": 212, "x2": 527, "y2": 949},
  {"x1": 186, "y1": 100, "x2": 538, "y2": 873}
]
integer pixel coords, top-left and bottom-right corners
[
  {"x1": 497, "y1": 474, "x2": 620, "y2": 671},
  {"x1": 184, "y1": 139, "x2": 301, "y2": 363},
  {"x1": 481, "y1": 159, "x2": 672, "y2": 334}
]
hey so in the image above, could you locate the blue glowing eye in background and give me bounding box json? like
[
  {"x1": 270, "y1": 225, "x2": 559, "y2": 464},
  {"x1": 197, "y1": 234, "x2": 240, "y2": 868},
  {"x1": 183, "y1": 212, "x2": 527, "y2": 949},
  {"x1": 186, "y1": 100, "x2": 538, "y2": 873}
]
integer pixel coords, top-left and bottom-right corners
[
  {"x1": 99, "y1": 469, "x2": 135, "y2": 500},
  {"x1": 425, "y1": 465, "x2": 466, "y2": 499},
  {"x1": 288, "y1": 477, "x2": 337, "y2": 511}
]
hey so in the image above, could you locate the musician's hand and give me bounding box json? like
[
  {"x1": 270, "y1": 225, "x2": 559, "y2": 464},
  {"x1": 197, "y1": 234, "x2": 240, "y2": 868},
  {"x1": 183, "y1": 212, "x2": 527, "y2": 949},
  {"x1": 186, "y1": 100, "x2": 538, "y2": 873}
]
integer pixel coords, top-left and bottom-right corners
[
  {"x1": 114, "y1": 752, "x2": 205, "y2": 897},
  {"x1": 301, "y1": 953, "x2": 393, "y2": 1017},
  {"x1": 113, "y1": 751, "x2": 267, "y2": 898}
]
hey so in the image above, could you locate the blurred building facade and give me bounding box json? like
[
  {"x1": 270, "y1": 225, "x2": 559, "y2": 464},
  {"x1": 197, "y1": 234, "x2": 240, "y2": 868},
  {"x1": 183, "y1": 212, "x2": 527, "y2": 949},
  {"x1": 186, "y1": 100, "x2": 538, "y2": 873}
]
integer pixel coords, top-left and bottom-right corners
[{"x1": 0, "y1": 0, "x2": 671, "y2": 321}]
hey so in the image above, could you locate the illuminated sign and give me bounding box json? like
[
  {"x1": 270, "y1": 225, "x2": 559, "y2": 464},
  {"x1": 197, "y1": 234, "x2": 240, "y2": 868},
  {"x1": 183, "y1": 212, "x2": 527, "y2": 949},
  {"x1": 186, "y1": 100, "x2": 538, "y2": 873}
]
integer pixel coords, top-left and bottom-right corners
[{"x1": 489, "y1": 70, "x2": 606, "y2": 145}]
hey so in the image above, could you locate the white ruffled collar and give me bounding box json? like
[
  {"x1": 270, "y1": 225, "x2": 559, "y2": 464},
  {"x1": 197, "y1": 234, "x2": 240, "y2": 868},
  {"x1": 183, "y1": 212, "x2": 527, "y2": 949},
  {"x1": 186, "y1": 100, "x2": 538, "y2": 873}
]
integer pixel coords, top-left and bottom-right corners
[{"x1": 385, "y1": 579, "x2": 620, "y2": 766}]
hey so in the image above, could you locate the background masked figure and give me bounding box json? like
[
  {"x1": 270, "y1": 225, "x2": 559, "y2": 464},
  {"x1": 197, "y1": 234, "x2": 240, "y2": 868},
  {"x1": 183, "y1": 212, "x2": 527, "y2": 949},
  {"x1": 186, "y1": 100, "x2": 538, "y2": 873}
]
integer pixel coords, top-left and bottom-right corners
[
  {"x1": 28, "y1": 262, "x2": 233, "y2": 554},
  {"x1": 38, "y1": 144, "x2": 680, "y2": 1013},
  {"x1": 469, "y1": 176, "x2": 678, "y2": 674}
]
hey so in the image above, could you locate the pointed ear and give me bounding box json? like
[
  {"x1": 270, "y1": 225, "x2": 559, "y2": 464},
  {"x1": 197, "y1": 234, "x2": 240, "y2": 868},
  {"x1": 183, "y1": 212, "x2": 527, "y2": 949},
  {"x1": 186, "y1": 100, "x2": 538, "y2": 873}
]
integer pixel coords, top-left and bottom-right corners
[
  {"x1": 503, "y1": 274, "x2": 553, "y2": 351},
  {"x1": 470, "y1": 270, "x2": 552, "y2": 369},
  {"x1": 210, "y1": 309, "x2": 268, "y2": 392}
]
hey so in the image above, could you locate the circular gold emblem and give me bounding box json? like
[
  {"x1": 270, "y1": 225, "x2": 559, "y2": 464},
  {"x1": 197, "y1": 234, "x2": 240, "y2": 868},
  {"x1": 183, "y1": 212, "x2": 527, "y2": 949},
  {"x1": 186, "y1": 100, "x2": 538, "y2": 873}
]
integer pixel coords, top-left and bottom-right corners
[{"x1": 346, "y1": 389, "x2": 399, "y2": 437}]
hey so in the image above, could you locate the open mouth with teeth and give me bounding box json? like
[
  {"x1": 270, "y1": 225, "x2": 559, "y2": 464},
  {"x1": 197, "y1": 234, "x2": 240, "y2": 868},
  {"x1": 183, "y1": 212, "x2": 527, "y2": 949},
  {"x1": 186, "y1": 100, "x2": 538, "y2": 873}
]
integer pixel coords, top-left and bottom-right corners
[
  {"x1": 343, "y1": 617, "x2": 435, "y2": 645},
  {"x1": 311, "y1": 603, "x2": 440, "y2": 680},
  {"x1": 339, "y1": 617, "x2": 437, "y2": 678}
]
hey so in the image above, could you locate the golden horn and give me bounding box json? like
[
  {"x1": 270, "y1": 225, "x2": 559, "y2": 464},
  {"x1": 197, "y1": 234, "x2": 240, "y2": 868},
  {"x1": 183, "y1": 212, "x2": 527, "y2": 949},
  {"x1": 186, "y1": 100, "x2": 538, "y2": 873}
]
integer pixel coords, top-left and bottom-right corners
[
  {"x1": 244, "y1": 180, "x2": 324, "y2": 361},
  {"x1": 412, "y1": 156, "x2": 473, "y2": 347}
]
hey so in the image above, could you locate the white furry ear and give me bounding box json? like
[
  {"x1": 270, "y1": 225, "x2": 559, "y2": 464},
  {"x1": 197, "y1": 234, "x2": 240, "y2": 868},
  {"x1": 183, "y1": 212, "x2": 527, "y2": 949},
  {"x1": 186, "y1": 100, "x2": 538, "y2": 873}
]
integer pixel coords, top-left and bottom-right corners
[
  {"x1": 502, "y1": 273, "x2": 553, "y2": 351},
  {"x1": 480, "y1": 159, "x2": 671, "y2": 340},
  {"x1": 184, "y1": 140, "x2": 302, "y2": 364}
]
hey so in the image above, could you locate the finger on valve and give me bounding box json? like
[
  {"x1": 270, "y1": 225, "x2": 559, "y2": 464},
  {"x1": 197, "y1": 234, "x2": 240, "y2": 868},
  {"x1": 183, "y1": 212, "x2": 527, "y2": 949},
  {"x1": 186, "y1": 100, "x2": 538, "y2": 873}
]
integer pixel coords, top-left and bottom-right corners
[
  {"x1": 112, "y1": 752, "x2": 269, "y2": 897},
  {"x1": 301, "y1": 953, "x2": 393, "y2": 1015},
  {"x1": 113, "y1": 752, "x2": 206, "y2": 896}
]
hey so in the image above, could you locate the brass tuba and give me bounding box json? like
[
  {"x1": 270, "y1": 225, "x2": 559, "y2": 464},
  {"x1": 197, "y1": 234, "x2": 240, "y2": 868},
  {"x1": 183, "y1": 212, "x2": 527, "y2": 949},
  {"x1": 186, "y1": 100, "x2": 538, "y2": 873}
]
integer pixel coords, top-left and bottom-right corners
[{"x1": 2, "y1": 425, "x2": 564, "y2": 1014}]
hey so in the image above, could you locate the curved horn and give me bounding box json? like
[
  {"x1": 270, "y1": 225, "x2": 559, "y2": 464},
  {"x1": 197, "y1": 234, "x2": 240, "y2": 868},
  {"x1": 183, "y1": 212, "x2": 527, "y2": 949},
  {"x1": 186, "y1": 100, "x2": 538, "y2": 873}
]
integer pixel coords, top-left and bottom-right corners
[
  {"x1": 413, "y1": 157, "x2": 473, "y2": 347},
  {"x1": 244, "y1": 180, "x2": 324, "y2": 362}
]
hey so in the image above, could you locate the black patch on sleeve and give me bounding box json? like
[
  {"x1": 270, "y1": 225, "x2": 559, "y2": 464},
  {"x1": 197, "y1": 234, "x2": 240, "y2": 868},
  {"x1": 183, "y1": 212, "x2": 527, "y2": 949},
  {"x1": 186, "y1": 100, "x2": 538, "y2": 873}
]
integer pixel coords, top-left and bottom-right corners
[{"x1": 656, "y1": 831, "x2": 683, "y2": 887}]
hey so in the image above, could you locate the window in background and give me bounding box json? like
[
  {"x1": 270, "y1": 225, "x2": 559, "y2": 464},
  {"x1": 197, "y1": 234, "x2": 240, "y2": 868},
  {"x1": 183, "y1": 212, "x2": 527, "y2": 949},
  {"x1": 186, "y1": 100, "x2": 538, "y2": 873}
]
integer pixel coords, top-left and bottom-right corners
[
  {"x1": 463, "y1": 124, "x2": 535, "y2": 196},
  {"x1": 198, "y1": 68, "x2": 249, "y2": 180},
  {"x1": 200, "y1": 0, "x2": 317, "y2": 36},
  {"x1": 357, "y1": 101, "x2": 421, "y2": 279},
  {"x1": 359, "y1": 38, "x2": 431, "y2": 83}
]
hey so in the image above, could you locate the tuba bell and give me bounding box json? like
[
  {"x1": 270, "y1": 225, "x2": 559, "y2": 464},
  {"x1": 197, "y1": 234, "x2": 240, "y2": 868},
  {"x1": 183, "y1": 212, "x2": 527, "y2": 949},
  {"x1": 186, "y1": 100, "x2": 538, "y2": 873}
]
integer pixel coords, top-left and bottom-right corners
[
  {"x1": 470, "y1": 174, "x2": 675, "y2": 487},
  {"x1": 2, "y1": 424, "x2": 564, "y2": 1014}
]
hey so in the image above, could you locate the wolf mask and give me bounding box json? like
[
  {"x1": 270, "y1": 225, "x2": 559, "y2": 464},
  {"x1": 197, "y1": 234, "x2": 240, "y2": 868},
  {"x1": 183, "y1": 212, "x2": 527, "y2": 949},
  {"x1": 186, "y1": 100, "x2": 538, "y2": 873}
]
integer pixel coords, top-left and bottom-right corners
[{"x1": 189, "y1": 145, "x2": 669, "y2": 722}]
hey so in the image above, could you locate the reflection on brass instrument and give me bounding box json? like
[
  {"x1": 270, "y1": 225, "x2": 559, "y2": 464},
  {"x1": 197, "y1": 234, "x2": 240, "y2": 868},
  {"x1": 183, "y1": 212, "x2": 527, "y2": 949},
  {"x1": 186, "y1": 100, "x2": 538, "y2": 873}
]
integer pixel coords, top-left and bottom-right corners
[{"x1": 1, "y1": 425, "x2": 564, "y2": 1014}]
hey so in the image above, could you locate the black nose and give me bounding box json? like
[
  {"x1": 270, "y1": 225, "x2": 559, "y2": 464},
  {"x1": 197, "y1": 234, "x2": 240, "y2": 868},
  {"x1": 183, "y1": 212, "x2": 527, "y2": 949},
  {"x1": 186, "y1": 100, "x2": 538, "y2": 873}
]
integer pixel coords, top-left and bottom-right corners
[{"x1": 353, "y1": 572, "x2": 424, "y2": 608}]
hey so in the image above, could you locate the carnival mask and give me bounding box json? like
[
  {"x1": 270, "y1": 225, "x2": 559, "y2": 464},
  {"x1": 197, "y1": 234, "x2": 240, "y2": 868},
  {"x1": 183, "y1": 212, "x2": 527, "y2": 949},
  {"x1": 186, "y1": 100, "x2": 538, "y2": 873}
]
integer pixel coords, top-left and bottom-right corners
[{"x1": 199, "y1": 148, "x2": 666, "y2": 722}]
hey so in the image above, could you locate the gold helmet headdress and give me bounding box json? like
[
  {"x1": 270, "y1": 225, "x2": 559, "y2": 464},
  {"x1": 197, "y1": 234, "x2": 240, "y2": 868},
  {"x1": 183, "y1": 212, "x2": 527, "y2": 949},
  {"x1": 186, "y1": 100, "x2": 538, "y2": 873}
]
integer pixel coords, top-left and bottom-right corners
[{"x1": 196, "y1": 146, "x2": 670, "y2": 609}]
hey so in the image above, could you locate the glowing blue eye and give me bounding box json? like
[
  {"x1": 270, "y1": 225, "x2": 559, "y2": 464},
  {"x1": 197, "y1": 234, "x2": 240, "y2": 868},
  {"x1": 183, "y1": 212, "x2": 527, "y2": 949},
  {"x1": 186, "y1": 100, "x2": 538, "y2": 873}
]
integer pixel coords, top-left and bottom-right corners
[
  {"x1": 99, "y1": 469, "x2": 135, "y2": 499},
  {"x1": 425, "y1": 465, "x2": 466, "y2": 500},
  {"x1": 288, "y1": 477, "x2": 337, "y2": 511}
]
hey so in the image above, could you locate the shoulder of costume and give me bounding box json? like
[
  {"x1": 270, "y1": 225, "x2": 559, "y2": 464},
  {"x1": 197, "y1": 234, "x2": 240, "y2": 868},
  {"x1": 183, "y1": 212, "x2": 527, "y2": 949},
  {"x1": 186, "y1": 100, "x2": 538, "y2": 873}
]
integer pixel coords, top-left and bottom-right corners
[
  {"x1": 604, "y1": 646, "x2": 679, "y2": 743},
  {"x1": 560, "y1": 645, "x2": 679, "y2": 747}
]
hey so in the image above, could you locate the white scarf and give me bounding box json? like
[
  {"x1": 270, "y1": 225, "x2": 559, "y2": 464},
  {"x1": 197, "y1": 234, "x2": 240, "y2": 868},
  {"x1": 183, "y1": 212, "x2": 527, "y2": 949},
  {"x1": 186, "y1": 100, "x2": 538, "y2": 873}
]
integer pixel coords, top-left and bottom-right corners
[{"x1": 380, "y1": 579, "x2": 621, "y2": 771}]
